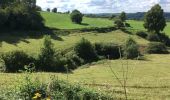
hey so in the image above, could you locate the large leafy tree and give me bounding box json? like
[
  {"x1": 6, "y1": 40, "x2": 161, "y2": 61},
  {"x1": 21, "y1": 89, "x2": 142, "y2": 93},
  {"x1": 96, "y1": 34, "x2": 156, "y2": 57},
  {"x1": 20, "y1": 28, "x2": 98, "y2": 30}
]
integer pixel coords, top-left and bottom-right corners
[
  {"x1": 144, "y1": 4, "x2": 166, "y2": 33},
  {"x1": 0, "y1": 0, "x2": 36, "y2": 8},
  {"x1": 70, "y1": 10, "x2": 83, "y2": 24}
]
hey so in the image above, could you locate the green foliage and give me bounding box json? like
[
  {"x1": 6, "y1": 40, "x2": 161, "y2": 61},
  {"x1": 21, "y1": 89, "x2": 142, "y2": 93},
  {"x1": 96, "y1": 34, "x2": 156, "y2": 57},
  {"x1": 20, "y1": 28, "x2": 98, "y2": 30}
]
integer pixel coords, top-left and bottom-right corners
[
  {"x1": 95, "y1": 43, "x2": 121, "y2": 59},
  {"x1": 65, "y1": 51, "x2": 84, "y2": 70},
  {"x1": 70, "y1": 10, "x2": 83, "y2": 24},
  {"x1": 125, "y1": 22, "x2": 131, "y2": 27},
  {"x1": 0, "y1": 9, "x2": 8, "y2": 27},
  {"x1": 114, "y1": 19, "x2": 124, "y2": 29},
  {"x1": 1, "y1": 51, "x2": 35, "y2": 72},
  {"x1": 123, "y1": 38, "x2": 140, "y2": 59},
  {"x1": 52, "y1": 8, "x2": 57, "y2": 13},
  {"x1": 158, "y1": 33, "x2": 170, "y2": 46},
  {"x1": 47, "y1": 8, "x2": 50, "y2": 12},
  {"x1": 146, "y1": 42, "x2": 168, "y2": 54},
  {"x1": 35, "y1": 5, "x2": 42, "y2": 11},
  {"x1": 144, "y1": 4, "x2": 166, "y2": 33},
  {"x1": 38, "y1": 35, "x2": 66, "y2": 72},
  {"x1": 119, "y1": 11, "x2": 127, "y2": 22},
  {"x1": 109, "y1": 14, "x2": 116, "y2": 20},
  {"x1": 0, "y1": 2, "x2": 44, "y2": 30},
  {"x1": 136, "y1": 31, "x2": 148, "y2": 38},
  {"x1": 147, "y1": 33, "x2": 160, "y2": 42},
  {"x1": 74, "y1": 38, "x2": 98, "y2": 63}
]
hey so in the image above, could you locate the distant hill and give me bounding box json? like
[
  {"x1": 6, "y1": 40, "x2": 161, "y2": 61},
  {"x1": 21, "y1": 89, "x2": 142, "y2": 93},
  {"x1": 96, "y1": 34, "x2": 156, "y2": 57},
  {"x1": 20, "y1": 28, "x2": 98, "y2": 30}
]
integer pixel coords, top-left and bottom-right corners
[
  {"x1": 40, "y1": 12, "x2": 113, "y2": 29},
  {"x1": 84, "y1": 12, "x2": 170, "y2": 21}
]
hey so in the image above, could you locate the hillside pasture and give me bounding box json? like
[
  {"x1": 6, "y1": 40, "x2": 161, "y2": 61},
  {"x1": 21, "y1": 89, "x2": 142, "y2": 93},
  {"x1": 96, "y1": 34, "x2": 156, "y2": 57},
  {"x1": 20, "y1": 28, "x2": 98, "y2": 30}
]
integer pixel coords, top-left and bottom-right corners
[
  {"x1": 1, "y1": 54, "x2": 170, "y2": 100},
  {"x1": 41, "y1": 12, "x2": 113, "y2": 29},
  {"x1": 127, "y1": 20, "x2": 170, "y2": 36},
  {"x1": 0, "y1": 30, "x2": 148, "y2": 56}
]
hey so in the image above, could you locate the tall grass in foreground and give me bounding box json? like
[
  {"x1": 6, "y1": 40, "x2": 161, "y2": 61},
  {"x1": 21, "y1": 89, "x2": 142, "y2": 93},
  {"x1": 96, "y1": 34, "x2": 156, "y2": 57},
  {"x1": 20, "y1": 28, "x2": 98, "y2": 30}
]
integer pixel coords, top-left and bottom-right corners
[{"x1": 0, "y1": 66, "x2": 113, "y2": 100}]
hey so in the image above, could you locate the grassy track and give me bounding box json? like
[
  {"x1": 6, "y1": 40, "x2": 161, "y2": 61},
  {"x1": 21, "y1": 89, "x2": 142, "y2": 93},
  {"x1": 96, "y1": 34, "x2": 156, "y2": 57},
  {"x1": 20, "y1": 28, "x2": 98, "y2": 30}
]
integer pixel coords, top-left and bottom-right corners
[{"x1": 1, "y1": 54, "x2": 170, "y2": 100}]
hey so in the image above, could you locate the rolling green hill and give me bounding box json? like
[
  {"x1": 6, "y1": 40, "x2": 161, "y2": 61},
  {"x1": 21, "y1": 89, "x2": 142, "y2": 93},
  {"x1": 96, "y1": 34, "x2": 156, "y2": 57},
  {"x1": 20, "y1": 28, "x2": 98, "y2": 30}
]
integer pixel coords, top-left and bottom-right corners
[
  {"x1": 41, "y1": 12, "x2": 170, "y2": 35},
  {"x1": 41, "y1": 12, "x2": 113, "y2": 29},
  {"x1": 127, "y1": 20, "x2": 170, "y2": 35}
]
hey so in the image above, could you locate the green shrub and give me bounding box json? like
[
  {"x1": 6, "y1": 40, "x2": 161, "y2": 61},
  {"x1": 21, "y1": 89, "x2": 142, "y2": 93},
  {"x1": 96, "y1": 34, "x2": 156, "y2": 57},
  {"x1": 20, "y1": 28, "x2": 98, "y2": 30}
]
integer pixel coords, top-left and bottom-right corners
[
  {"x1": 123, "y1": 38, "x2": 140, "y2": 59},
  {"x1": 38, "y1": 35, "x2": 55, "y2": 71},
  {"x1": 146, "y1": 42, "x2": 168, "y2": 54},
  {"x1": 0, "y1": 9, "x2": 8, "y2": 28},
  {"x1": 47, "y1": 79, "x2": 113, "y2": 100},
  {"x1": 125, "y1": 22, "x2": 131, "y2": 27},
  {"x1": 147, "y1": 33, "x2": 160, "y2": 41},
  {"x1": 65, "y1": 51, "x2": 84, "y2": 70},
  {"x1": 37, "y1": 35, "x2": 66, "y2": 72},
  {"x1": 95, "y1": 43, "x2": 121, "y2": 59},
  {"x1": 1, "y1": 51, "x2": 35, "y2": 72},
  {"x1": 136, "y1": 31, "x2": 148, "y2": 38},
  {"x1": 158, "y1": 33, "x2": 170, "y2": 47},
  {"x1": 0, "y1": 2, "x2": 44, "y2": 30},
  {"x1": 74, "y1": 38, "x2": 98, "y2": 63},
  {"x1": 114, "y1": 19, "x2": 124, "y2": 29},
  {"x1": 70, "y1": 10, "x2": 83, "y2": 24}
]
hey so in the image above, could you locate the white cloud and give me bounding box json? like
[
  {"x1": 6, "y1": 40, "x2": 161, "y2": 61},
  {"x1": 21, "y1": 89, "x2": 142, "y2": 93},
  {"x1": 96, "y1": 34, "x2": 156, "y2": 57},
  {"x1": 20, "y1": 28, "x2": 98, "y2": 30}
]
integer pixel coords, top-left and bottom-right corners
[{"x1": 36, "y1": 0, "x2": 170, "y2": 13}]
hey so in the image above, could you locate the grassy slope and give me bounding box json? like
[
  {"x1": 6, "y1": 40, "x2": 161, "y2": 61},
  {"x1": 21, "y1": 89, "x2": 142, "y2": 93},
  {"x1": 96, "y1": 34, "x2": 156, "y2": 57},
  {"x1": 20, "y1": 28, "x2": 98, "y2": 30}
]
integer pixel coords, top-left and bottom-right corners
[
  {"x1": 0, "y1": 12, "x2": 170, "y2": 100},
  {"x1": 128, "y1": 20, "x2": 170, "y2": 35},
  {"x1": 41, "y1": 12, "x2": 113, "y2": 29},
  {"x1": 1, "y1": 54, "x2": 170, "y2": 100},
  {"x1": 0, "y1": 30, "x2": 148, "y2": 56}
]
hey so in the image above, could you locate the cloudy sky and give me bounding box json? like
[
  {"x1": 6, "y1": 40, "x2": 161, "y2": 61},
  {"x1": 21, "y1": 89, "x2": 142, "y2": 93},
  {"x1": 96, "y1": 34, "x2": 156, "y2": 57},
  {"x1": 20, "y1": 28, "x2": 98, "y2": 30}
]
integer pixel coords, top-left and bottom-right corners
[{"x1": 36, "y1": 0, "x2": 170, "y2": 13}]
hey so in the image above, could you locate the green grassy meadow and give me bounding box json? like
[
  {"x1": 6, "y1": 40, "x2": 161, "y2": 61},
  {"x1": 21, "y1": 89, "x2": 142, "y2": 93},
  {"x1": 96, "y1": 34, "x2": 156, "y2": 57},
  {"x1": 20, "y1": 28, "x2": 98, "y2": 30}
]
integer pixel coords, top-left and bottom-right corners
[
  {"x1": 0, "y1": 12, "x2": 170, "y2": 100},
  {"x1": 127, "y1": 20, "x2": 170, "y2": 35},
  {"x1": 1, "y1": 54, "x2": 170, "y2": 100},
  {"x1": 41, "y1": 11, "x2": 170, "y2": 35},
  {"x1": 41, "y1": 12, "x2": 113, "y2": 29},
  {"x1": 0, "y1": 30, "x2": 148, "y2": 56}
]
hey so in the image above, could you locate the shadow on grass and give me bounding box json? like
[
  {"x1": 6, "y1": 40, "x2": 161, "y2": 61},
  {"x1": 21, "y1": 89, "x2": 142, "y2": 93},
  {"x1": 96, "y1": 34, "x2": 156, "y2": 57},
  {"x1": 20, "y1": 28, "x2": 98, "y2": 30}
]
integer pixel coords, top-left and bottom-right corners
[
  {"x1": 0, "y1": 27, "x2": 64, "y2": 45},
  {"x1": 80, "y1": 23, "x2": 89, "y2": 26}
]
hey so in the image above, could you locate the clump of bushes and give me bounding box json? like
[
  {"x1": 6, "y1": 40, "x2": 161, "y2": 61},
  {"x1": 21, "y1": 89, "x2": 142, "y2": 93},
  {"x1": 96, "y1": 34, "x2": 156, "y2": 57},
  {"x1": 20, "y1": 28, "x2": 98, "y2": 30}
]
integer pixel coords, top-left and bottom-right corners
[
  {"x1": 114, "y1": 19, "x2": 124, "y2": 29},
  {"x1": 158, "y1": 33, "x2": 170, "y2": 47},
  {"x1": 74, "y1": 38, "x2": 98, "y2": 63},
  {"x1": 65, "y1": 51, "x2": 84, "y2": 70},
  {"x1": 37, "y1": 35, "x2": 66, "y2": 72},
  {"x1": 0, "y1": 1, "x2": 44, "y2": 30},
  {"x1": 1, "y1": 51, "x2": 35, "y2": 72},
  {"x1": 70, "y1": 9, "x2": 83, "y2": 24},
  {"x1": 136, "y1": 31, "x2": 148, "y2": 38},
  {"x1": 146, "y1": 42, "x2": 168, "y2": 54},
  {"x1": 147, "y1": 33, "x2": 160, "y2": 42},
  {"x1": 123, "y1": 38, "x2": 140, "y2": 59},
  {"x1": 95, "y1": 43, "x2": 121, "y2": 59}
]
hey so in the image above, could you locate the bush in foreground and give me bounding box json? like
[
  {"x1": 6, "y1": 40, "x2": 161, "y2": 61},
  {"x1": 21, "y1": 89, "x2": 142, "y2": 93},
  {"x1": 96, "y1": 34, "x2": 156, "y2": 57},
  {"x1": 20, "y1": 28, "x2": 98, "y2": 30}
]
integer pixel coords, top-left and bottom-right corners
[
  {"x1": 1, "y1": 74, "x2": 113, "y2": 100},
  {"x1": 146, "y1": 42, "x2": 168, "y2": 54}
]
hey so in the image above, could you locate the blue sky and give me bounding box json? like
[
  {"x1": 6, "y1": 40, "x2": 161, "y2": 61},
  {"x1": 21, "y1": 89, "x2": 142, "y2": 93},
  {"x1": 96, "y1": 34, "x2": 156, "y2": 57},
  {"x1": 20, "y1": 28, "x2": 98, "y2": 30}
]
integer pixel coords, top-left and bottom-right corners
[{"x1": 36, "y1": 0, "x2": 170, "y2": 13}]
